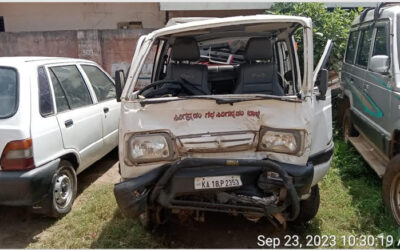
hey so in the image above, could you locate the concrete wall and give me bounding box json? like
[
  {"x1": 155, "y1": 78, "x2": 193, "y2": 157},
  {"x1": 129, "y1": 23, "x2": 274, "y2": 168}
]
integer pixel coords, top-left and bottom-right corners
[
  {"x1": 0, "y1": 29, "x2": 153, "y2": 77},
  {"x1": 0, "y1": 3, "x2": 164, "y2": 32}
]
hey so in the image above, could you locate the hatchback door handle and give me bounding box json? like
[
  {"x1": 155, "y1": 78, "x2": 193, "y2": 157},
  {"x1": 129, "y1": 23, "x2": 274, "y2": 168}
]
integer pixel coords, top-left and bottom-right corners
[
  {"x1": 103, "y1": 107, "x2": 109, "y2": 113},
  {"x1": 65, "y1": 119, "x2": 73, "y2": 128}
]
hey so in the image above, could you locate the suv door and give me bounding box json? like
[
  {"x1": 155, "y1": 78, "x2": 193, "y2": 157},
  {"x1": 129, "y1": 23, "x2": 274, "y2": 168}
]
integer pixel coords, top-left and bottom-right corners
[
  {"x1": 80, "y1": 64, "x2": 119, "y2": 152},
  {"x1": 364, "y1": 21, "x2": 392, "y2": 151},
  {"x1": 47, "y1": 64, "x2": 103, "y2": 172},
  {"x1": 352, "y1": 25, "x2": 375, "y2": 121}
]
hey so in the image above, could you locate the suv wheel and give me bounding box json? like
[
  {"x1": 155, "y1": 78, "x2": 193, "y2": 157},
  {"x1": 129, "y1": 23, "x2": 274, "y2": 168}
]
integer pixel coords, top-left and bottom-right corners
[
  {"x1": 382, "y1": 155, "x2": 400, "y2": 225},
  {"x1": 342, "y1": 109, "x2": 358, "y2": 143},
  {"x1": 41, "y1": 160, "x2": 77, "y2": 218},
  {"x1": 294, "y1": 185, "x2": 320, "y2": 224}
]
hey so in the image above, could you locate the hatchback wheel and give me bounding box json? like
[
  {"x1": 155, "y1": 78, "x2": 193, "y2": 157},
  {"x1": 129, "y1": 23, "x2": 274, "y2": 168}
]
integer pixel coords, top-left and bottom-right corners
[{"x1": 42, "y1": 160, "x2": 77, "y2": 218}]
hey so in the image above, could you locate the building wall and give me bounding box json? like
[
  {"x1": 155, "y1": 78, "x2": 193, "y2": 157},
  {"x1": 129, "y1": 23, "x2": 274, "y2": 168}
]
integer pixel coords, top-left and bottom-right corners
[
  {"x1": 0, "y1": 3, "x2": 165, "y2": 32},
  {"x1": 0, "y1": 29, "x2": 153, "y2": 76}
]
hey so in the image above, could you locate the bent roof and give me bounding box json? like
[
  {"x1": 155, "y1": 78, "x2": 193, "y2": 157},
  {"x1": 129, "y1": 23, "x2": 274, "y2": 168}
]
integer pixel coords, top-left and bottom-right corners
[{"x1": 148, "y1": 14, "x2": 312, "y2": 39}]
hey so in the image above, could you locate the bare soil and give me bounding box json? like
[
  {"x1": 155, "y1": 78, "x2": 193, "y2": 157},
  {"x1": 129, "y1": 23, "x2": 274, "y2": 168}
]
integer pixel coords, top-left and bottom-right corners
[{"x1": 0, "y1": 150, "x2": 119, "y2": 248}]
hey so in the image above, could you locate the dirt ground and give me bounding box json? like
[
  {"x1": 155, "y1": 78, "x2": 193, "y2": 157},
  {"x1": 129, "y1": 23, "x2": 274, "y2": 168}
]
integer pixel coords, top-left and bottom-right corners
[
  {"x1": 0, "y1": 150, "x2": 120, "y2": 248},
  {"x1": 0, "y1": 149, "x2": 309, "y2": 248}
]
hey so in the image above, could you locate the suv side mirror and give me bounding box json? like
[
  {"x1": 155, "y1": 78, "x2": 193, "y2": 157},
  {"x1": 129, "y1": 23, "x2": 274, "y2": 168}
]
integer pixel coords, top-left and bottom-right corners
[
  {"x1": 115, "y1": 70, "x2": 125, "y2": 102},
  {"x1": 316, "y1": 69, "x2": 328, "y2": 100},
  {"x1": 369, "y1": 55, "x2": 390, "y2": 74}
]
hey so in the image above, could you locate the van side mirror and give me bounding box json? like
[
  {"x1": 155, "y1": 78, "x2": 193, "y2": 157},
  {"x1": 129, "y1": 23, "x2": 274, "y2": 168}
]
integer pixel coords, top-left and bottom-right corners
[
  {"x1": 313, "y1": 39, "x2": 333, "y2": 101},
  {"x1": 316, "y1": 69, "x2": 328, "y2": 100},
  {"x1": 115, "y1": 70, "x2": 125, "y2": 102},
  {"x1": 369, "y1": 55, "x2": 390, "y2": 74}
]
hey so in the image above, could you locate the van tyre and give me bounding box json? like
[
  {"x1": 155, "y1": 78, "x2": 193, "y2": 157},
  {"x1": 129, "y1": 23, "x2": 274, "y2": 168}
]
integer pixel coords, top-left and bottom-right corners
[
  {"x1": 382, "y1": 155, "x2": 400, "y2": 225},
  {"x1": 294, "y1": 185, "x2": 320, "y2": 224},
  {"x1": 139, "y1": 209, "x2": 156, "y2": 230},
  {"x1": 43, "y1": 160, "x2": 77, "y2": 218},
  {"x1": 342, "y1": 109, "x2": 358, "y2": 143}
]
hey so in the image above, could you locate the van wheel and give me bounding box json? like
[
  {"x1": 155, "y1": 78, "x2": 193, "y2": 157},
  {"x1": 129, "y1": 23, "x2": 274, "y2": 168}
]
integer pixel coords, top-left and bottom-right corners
[
  {"x1": 382, "y1": 155, "x2": 400, "y2": 225},
  {"x1": 139, "y1": 209, "x2": 156, "y2": 230},
  {"x1": 342, "y1": 109, "x2": 358, "y2": 143},
  {"x1": 44, "y1": 160, "x2": 77, "y2": 218},
  {"x1": 294, "y1": 185, "x2": 320, "y2": 224}
]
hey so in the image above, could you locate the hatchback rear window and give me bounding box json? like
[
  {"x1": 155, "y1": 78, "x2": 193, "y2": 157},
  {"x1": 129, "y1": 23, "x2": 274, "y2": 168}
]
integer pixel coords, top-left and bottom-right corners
[{"x1": 0, "y1": 67, "x2": 18, "y2": 118}]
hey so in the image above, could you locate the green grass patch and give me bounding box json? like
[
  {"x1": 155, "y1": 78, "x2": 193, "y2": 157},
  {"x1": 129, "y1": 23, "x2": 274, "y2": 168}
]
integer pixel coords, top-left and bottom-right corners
[
  {"x1": 305, "y1": 129, "x2": 400, "y2": 248},
  {"x1": 28, "y1": 184, "x2": 159, "y2": 248}
]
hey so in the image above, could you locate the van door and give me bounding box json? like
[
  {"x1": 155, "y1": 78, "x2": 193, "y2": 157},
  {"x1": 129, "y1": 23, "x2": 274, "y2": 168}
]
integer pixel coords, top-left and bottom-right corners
[
  {"x1": 80, "y1": 64, "x2": 119, "y2": 153},
  {"x1": 311, "y1": 40, "x2": 334, "y2": 157},
  {"x1": 48, "y1": 65, "x2": 103, "y2": 173}
]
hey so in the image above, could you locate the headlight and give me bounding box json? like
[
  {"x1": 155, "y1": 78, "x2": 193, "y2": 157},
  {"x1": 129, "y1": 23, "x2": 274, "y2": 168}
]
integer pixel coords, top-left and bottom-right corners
[
  {"x1": 258, "y1": 128, "x2": 304, "y2": 155},
  {"x1": 127, "y1": 133, "x2": 174, "y2": 163}
]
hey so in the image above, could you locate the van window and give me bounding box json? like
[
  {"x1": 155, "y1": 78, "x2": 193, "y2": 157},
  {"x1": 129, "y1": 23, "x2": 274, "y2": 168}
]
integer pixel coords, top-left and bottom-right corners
[
  {"x1": 373, "y1": 26, "x2": 388, "y2": 56},
  {"x1": 356, "y1": 28, "x2": 373, "y2": 67},
  {"x1": 0, "y1": 67, "x2": 17, "y2": 118},
  {"x1": 345, "y1": 31, "x2": 359, "y2": 64},
  {"x1": 81, "y1": 65, "x2": 116, "y2": 102},
  {"x1": 49, "y1": 65, "x2": 92, "y2": 110},
  {"x1": 38, "y1": 67, "x2": 54, "y2": 117}
]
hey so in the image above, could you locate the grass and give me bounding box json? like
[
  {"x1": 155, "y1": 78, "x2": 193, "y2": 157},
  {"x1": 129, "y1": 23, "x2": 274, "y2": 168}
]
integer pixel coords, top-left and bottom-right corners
[
  {"x1": 28, "y1": 184, "x2": 159, "y2": 248},
  {"x1": 303, "y1": 129, "x2": 400, "y2": 248},
  {"x1": 28, "y1": 129, "x2": 400, "y2": 248}
]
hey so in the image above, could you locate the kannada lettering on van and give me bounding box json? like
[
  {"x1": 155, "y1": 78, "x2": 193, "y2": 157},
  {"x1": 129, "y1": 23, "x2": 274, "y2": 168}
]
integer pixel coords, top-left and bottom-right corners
[{"x1": 173, "y1": 110, "x2": 260, "y2": 121}]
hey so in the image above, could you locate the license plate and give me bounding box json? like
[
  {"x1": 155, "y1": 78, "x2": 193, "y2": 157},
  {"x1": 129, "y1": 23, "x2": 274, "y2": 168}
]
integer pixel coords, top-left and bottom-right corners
[{"x1": 194, "y1": 175, "x2": 242, "y2": 190}]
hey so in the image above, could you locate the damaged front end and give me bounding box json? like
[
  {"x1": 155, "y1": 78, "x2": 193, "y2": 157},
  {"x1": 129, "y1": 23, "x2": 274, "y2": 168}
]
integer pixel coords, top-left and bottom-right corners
[{"x1": 114, "y1": 157, "x2": 314, "y2": 226}]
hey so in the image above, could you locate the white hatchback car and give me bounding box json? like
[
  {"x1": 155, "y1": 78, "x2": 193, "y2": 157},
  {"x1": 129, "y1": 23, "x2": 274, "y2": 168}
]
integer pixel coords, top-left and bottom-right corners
[{"x1": 0, "y1": 57, "x2": 119, "y2": 217}]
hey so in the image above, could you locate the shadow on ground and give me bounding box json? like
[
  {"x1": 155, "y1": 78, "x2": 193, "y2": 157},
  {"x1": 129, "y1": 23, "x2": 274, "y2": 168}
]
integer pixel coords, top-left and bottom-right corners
[
  {"x1": 0, "y1": 149, "x2": 118, "y2": 248},
  {"x1": 92, "y1": 209, "x2": 320, "y2": 248}
]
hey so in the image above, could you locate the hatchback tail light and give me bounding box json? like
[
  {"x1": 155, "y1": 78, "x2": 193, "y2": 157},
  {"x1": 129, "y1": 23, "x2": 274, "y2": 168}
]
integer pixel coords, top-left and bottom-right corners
[{"x1": 1, "y1": 138, "x2": 35, "y2": 171}]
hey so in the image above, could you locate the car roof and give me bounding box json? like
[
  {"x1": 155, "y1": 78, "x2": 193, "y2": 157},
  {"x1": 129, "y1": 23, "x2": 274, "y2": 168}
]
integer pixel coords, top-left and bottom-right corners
[
  {"x1": 148, "y1": 14, "x2": 311, "y2": 39},
  {"x1": 0, "y1": 56, "x2": 95, "y2": 68},
  {"x1": 353, "y1": 5, "x2": 400, "y2": 25},
  {"x1": 165, "y1": 17, "x2": 216, "y2": 27}
]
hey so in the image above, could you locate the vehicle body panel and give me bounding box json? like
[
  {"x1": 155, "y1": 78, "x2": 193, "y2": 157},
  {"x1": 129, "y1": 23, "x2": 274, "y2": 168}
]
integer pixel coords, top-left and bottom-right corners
[
  {"x1": 120, "y1": 96, "x2": 314, "y2": 178},
  {"x1": 341, "y1": 5, "x2": 400, "y2": 159},
  {"x1": 116, "y1": 15, "x2": 334, "y2": 223},
  {"x1": 0, "y1": 56, "x2": 119, "y2": 205}
]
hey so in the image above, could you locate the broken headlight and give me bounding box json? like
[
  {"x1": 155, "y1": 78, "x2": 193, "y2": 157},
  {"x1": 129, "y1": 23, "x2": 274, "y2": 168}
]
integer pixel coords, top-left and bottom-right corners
[
  {"x1": 127, "y1": 133, "x2": 174, "y2": 164},
  {"x1": 258, "y1": 128, "x2": 304, "y2": 155}
]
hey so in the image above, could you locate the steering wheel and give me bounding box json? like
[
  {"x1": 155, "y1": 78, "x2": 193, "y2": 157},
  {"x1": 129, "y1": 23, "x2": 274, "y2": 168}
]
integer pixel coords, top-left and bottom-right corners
[
  {"x1": 137, "y1": 79, "x2": 182, "y2": 96},
  {"x1": 137, "y1": 78, "x2": 209, "y2": 98}
]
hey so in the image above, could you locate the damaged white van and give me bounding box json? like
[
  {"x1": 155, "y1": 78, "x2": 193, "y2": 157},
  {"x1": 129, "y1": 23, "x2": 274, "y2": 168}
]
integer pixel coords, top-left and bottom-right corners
[{"x1": 114, "y1": 15, "x2": 334, "y2": 228}]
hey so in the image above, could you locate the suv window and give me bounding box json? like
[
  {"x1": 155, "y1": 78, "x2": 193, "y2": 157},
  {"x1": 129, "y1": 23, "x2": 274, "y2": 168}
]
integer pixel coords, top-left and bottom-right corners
[
  {"x1": 49, "y1": 65, "x2": 92, "y2": 111},
  {"x1": 81, "y1": 65, "x2": 116, "y2": 102},
  {"x1": 356, "y1": 28, "x2": 373, "y2": 67},
  {"x1": 373, "y1": 26, "x2": 389, "y2": 56},
  {"x1": 38, "y1": 67, "x2": 54, "y2": 117},
  {"x1": 0, "y1": 67, "x2": 18, "y2": 118},
  {"x1": 345, "y1": 31, "x2": 359, "y2": 64}
]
